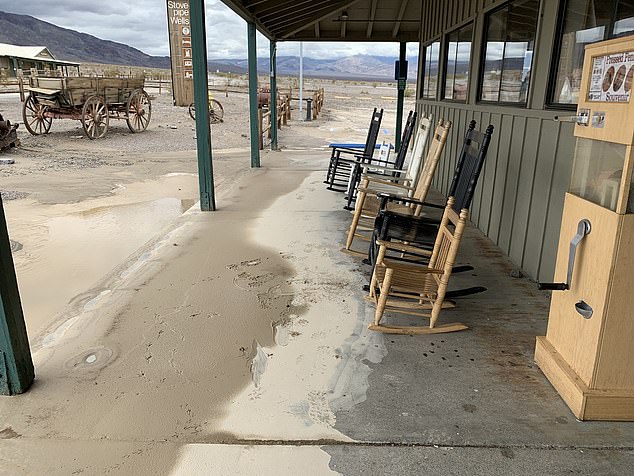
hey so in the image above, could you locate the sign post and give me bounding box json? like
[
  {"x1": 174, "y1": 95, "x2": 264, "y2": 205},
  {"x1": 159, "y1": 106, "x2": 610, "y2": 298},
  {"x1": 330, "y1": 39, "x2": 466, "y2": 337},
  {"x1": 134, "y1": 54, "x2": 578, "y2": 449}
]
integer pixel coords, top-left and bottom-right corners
[{"x1": 166, "y1": 0, "x2": 194, "y2": 106}]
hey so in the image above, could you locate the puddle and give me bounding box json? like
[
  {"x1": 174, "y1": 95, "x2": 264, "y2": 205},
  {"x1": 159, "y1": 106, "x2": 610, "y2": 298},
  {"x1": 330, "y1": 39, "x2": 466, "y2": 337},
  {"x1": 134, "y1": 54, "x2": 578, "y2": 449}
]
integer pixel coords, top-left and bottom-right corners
[{"x1": 6, "y1": 174, "x2": 199, "y2": 338}]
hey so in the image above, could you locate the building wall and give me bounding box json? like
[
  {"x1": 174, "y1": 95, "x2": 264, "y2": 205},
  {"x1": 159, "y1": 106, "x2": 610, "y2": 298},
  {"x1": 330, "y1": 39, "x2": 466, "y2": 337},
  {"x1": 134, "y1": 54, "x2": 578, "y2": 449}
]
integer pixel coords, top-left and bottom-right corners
[{"x1": 416, "y1": 0, "x2": 575, "y2": 282}]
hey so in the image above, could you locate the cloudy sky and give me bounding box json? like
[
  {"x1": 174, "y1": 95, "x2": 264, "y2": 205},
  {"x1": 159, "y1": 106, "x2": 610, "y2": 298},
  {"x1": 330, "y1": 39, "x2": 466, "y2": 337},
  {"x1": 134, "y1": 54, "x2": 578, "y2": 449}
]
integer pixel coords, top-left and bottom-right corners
[{"x1": 3, "y1": 1, "x2": 418, "y2": 60}]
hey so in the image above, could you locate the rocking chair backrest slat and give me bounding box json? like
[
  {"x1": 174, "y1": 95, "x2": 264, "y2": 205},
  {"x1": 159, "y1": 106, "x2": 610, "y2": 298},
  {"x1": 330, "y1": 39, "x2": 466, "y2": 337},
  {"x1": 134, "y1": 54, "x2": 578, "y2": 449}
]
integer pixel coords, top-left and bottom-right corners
[
  {"x1": 447, "y1": 121, "x2": 494, "y2": 215},
  {"x1": 406, "y1": 113, "x2": 433, "y2": 184},
  {"x1": 430, "y1": 205, "x2": 468, "y2": 291},
  {"x1": 362, "y1": 108, "x2": 384, "y2": 159},
  {"x1": 389, "y1": 111, "x2": 417, "y2": 170},
  {"x1": 411, "y1": 119, "x2": 452, "y2": 209}
]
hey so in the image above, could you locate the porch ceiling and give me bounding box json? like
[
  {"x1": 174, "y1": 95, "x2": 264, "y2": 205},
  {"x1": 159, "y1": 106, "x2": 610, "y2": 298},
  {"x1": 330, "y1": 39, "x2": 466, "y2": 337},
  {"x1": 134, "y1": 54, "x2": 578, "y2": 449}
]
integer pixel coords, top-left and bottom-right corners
[{"x1": 219, "y1": 0, "x2": 422, "y2": 42}]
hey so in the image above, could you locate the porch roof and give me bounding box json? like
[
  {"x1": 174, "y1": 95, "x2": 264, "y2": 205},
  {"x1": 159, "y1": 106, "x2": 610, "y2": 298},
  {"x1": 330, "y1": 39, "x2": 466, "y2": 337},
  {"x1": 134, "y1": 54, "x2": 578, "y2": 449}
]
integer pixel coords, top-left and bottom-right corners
[{"x1": 219, "y1": 0, "x2": 422, "y2": 42}]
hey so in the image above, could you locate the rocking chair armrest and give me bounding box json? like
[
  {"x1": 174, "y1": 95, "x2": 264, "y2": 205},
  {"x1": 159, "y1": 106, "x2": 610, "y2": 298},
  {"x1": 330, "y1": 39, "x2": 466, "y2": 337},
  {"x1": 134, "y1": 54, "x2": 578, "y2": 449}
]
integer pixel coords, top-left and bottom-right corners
[
  {"x1": 365, "y1": 177, "x2": 412, "y2": 190},
  {"x1": 331, "y1": 145, "x2": 364, "y2": 154},
  {"x1": 376, "y1": 240, "x2": 434, "y2": 257},
  {"x1": 353, "y1": 153, "x2": 373, "y2": 162},
  {"x1": 376, "y1": 193, "x2": 444, "y2": 209},
  {"x1": 361, "y1": 164, "x2": 407, "y2": 174},
  {"x1": 364, "y1": 171, "x2": 410, "y2": 184}
]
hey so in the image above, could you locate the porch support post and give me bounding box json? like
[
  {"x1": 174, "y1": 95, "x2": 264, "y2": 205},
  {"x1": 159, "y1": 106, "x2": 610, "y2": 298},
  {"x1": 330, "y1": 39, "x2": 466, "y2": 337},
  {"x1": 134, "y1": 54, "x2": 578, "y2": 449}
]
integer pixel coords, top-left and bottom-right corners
[
  {"x1": 270, "y1": 40, "x2": 278, "y2": 151},
  {"x1": 0, "y1": 195, "x2": 34, "y2": 395},
  {"x1": 190, "y1": 0, "x2": 216, "y2": 211},
  {"x1": 395, "y1": 41, "x2": 407, "y2": 151},
  {"x1": 248, "y1": 22, "x2": 261, "y2": 167}
]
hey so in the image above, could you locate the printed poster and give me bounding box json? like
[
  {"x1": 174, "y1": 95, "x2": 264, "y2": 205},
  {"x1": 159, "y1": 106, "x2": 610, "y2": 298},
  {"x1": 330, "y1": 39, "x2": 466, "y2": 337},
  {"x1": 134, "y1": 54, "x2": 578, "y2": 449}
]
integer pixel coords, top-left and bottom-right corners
[{"x1": 588, "y1": 50, "x2": 634, "y2": 103}]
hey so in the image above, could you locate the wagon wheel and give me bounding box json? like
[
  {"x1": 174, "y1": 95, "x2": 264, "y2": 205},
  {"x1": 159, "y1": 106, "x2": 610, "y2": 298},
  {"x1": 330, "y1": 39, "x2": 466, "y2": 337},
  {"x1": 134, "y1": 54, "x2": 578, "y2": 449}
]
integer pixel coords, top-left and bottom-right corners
[
  {"x1": 81, "y1": 95, "x2": 109, "y2": 140},
  {"x1": 209, "y1": 99, "x2": 224, "y2": 124},
  {"x1": 126, "y1": 89, "x2": 151, "y2": 133},
  {"x1": 188, "y1": 103, "x2": 196, "y2": 120},
  {"x1": 22, "y1": 94, "x2": 52, "y2": 135}
]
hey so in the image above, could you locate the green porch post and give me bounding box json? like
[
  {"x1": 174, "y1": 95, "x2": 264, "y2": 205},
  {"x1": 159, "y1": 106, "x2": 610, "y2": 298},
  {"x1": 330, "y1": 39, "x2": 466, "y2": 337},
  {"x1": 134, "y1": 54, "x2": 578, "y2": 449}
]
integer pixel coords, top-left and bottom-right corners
[
  {"x1": 395, "y1": 42, "x2": 407, "y2": 151},
  {"x1": 270, "y1": 40, "x2": 278, "y2": 151},
  {"x1": 0, "y1": 195, "x2": 34, "y2": 395},
  {"x1": 248, "y1": 22, "x2": 260, "y2": 168},
  {"x1": 190, "y1": 0, "x2": 216, "y2": 211}
]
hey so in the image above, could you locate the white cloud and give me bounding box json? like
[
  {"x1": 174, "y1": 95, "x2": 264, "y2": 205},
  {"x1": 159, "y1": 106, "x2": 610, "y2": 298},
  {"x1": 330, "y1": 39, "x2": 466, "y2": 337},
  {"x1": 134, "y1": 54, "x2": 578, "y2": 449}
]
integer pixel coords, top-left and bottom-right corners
[{"x1": 4, "y1": 1, "x2": 420, "y2": 59}]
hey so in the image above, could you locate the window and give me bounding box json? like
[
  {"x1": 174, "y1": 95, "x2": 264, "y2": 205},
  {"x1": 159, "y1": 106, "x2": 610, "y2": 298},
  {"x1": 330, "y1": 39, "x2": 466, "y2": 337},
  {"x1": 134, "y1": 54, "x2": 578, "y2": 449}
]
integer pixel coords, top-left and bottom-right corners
[
  {"x1": 444, "y1": 23, "x2": 474, "y2": 101},
  {"x1": 550, "y1": 0, "x2": 634, "y2": 107},
  {"x1": 480, "y1": 0, "x2": 540, "y2": 104},
  {"x1": 421, "y1": 41, "x2": 440, "y2": 100}
]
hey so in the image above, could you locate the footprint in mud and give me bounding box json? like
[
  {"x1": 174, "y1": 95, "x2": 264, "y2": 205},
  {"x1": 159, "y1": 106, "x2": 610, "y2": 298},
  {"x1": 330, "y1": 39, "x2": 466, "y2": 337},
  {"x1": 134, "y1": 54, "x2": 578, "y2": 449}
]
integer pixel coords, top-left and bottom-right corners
[
  {"x1": 233, "y1": 271, "x2": 277, "y2": 291},
  {"x1": 226, "y1": 258, "x2": 263, "y2": 270}
]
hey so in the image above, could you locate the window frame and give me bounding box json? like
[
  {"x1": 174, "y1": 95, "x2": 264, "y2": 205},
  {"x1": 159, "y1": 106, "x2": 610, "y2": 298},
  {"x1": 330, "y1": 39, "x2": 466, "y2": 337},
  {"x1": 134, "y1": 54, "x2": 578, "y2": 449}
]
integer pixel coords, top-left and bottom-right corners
[
  {"x1": 442, "y1": 21, "x2": 475, "y2": 103},
  {"x1": 546, "y1": 0, "x2": 634, "y2": 110},
  {"x1": 477, "y1": 0, "x2": 541, "y2": 107},
  {"x1": 420, "y1": 37, "x2": 442, "y2": 101}
]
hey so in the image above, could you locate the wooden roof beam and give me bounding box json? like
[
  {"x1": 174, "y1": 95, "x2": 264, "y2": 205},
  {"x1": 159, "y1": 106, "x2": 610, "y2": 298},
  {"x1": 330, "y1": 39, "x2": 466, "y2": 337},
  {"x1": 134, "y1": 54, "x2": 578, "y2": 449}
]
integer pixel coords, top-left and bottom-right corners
[
  {"x1": 269, "y1": 1, "x2": 355, "y2": 34},
  {"x1": 280, "y1": 0, "x2": 363, "y2": 39},
  {"x1": 260, "y1": 0, "x2": 344, "y2": 23},
  {"x1": 367, "y1": 0, "x2": 378, "y2": 39},
  {"x1": 392, "y1": 0, "x2": 409, "y2": 38},
  {"x1": 256, "y1": 0, "x2": 318, "y2": 17},
  {"x1": 244, "y1": 0, "x2": 270, "y2": 7}
]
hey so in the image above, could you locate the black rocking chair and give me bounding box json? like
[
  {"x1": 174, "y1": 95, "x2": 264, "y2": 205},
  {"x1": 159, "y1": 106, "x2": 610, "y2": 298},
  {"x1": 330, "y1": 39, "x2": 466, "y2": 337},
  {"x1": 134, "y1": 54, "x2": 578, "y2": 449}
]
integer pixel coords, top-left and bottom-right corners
[{"x1": 325, "y1": 108, "x2": 384, "y2": 192}]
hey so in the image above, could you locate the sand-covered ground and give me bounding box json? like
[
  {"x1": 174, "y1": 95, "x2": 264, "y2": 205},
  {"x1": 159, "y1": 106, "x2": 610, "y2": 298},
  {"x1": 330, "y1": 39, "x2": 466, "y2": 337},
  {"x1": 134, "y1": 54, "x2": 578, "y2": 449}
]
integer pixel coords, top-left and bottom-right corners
[
  {"x1": 0, "y1": 77, "x2": 415, "y2": 475},
  {"x1": 0, "y1": 78, "x2": 414, "y2": 343}
]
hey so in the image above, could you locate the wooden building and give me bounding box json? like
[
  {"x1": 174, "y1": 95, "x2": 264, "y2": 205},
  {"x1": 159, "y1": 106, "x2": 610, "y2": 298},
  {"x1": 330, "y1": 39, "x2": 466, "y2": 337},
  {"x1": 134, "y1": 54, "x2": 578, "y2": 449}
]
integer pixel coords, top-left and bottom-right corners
[{"x1": 0, "y1": 43, "x2": 79, "y2": 78}]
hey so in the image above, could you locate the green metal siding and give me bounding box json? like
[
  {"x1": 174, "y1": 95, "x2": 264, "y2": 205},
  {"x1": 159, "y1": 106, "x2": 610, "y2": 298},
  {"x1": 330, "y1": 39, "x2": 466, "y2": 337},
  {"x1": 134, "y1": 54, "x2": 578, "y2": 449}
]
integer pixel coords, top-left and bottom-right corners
[
  {"x1": 417, "y1": 102, "x2": 575, "y2": 282},
  {"x1": 416, "y1": 0, "x2": 575, "y2": 282}
]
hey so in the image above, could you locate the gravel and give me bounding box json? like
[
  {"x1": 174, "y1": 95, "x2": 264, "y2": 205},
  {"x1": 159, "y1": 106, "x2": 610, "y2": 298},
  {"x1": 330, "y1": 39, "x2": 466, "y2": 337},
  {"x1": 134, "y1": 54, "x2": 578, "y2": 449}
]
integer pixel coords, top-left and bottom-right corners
[{"x1": 1, "y1": 190, "x2": 29, "y2": 200}]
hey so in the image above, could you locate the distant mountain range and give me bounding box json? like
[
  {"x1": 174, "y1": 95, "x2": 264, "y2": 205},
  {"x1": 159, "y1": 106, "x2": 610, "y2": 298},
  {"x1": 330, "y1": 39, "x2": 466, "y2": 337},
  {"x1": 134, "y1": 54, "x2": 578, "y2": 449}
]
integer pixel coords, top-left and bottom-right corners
[
  {"x1": 0, "y1": 10, "x2": 418, "y2": 80},
  {"x1": 213, "y1": 55, "x2": 418, "y2": 80}
]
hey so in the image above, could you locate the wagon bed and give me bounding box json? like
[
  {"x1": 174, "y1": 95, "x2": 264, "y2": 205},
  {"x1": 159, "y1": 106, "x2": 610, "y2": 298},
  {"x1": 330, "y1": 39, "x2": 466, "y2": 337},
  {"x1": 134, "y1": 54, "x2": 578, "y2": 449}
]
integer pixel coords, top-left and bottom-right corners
[{"x1": 22, "y1": 76, "x2": 151, "y2": 139}]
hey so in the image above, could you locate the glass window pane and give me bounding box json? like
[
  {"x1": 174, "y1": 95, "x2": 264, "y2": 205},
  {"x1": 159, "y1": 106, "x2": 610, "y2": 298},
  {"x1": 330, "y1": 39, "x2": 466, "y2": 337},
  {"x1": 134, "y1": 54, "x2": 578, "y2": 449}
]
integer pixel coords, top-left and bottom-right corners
[
  {"x1": 502, "y1": 0, "x2": 539, "y2": 102},
  {"x1": 482, "y1": 9, "x2": 507, "y2": 102},
  {"x1": 454, "y1": 24, "x2": 473, "y2": 101},
  {"x1": 423, "y1": 41, "x2": 440, "y2": 99},
  {"x1": 551, "y1": 0, "x2": 614, "y2": 105},
  {"x1": 570, "y1": 138, "x2": 626, "y2": 212},
  {"x1": 480, "y1": 0, "x2": 539, "y2": 104},
  {"x1": 444, "y1": 24, "x2": 473, "y2": 102},
  {"x1": 445, "y1": 32, "x2": 458, "y2": 100},
  {"x1": 615, "y1": 0, "x2": 634, "y2": 36}
]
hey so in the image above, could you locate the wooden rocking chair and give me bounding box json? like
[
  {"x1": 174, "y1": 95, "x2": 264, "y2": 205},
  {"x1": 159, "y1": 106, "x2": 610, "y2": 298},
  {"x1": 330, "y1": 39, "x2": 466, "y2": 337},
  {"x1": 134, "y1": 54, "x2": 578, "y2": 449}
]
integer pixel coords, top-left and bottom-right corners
[
  {"x1": 355, "y1": 113, "x2": 433, "y2": 192},
  {"x1": 368, "y1": 197, "x2": 469, "y2": 334},
  {"x1": 366, "y1": 123, "x2": 494, "y2": 335},
  {"x1": 343, "y1": 111, "x2": 418, "y2": 208},
  {"x1": 344, "y1": 119, "x2": 451, "y2": 252}
]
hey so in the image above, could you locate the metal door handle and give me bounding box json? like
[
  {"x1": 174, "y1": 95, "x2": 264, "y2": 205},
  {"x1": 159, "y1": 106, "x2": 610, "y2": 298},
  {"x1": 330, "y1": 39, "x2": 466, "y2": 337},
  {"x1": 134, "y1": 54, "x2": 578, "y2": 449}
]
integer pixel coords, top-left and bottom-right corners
[{"x1": 539, "y1": 219, "x2": 591, "y2": 291}]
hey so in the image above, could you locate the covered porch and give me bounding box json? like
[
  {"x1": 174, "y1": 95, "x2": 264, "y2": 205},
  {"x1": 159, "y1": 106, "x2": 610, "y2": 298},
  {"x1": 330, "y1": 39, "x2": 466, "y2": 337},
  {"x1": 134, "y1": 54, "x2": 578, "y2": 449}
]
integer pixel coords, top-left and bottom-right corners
[
  {"x1": 1, "y1": 0, "x2": 634, "y2": 473},
  {"x1": 1, "y1": 120, "x2": 634, "y2": 471}
]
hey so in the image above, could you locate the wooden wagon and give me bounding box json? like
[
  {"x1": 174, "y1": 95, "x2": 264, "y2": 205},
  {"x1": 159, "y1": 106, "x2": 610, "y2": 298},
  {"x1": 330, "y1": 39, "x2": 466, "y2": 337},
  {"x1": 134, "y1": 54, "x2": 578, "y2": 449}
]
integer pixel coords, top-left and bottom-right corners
[{"x1": 22, "y1": 77, "x2": 151, "y2": 139}]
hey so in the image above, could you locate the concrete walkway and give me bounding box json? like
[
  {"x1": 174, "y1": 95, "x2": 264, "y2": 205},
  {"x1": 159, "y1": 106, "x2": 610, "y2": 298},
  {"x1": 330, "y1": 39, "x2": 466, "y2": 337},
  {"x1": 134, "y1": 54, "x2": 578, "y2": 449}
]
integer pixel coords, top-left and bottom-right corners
[{"x1": 1, "y1": 148, "x2": 633, "y2": 475}]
